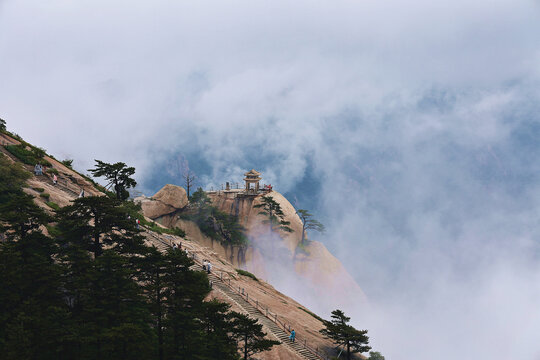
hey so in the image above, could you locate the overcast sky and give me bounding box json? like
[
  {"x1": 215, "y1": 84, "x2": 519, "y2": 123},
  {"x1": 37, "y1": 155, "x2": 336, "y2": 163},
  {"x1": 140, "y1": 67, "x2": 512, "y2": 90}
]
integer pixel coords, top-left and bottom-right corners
[{"x1": 1, "y1": 1, "x2": 540, "y2": 359}]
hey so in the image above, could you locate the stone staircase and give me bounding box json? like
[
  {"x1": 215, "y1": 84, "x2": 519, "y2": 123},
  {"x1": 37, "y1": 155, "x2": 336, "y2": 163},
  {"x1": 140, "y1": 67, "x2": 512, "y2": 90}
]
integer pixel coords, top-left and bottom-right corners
[
  {"x1": 55, "y1": 180, "x2": 81, "y2": 198},
  {"x1": 207, "y1": 271, "x2": 321, "y2": 360},
  {"x1": 146, "y1": 231, "x2": 324, "y2": 360}
]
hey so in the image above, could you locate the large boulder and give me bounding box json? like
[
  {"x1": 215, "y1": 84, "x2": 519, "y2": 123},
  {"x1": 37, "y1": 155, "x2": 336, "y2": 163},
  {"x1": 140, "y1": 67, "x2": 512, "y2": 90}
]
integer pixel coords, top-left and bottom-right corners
[
  {"x1": 153, "y1": 184, "x2": 188, "y2": 209},
  {"x1": 135, "y1": 196, "x2": 176, "y2": 219},
  {"x1": 135, "y1": 184, "x2": 188, "y2": 219}
]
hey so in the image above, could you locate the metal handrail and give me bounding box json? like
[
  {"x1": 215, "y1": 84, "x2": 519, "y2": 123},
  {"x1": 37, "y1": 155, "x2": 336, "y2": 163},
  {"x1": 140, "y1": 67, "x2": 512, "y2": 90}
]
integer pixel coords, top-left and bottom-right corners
[
  {"x1": 224, "y1": 280, "x2": 329, "y2": 360},
  {"x1": 148, "y1": 232, "x2": 330, "y2": 360}
]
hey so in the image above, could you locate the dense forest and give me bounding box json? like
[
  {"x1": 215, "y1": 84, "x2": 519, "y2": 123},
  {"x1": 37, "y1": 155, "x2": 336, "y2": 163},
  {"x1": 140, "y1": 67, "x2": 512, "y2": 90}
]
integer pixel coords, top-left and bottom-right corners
[{"x1": 0, "y1": 152, "x2": 278, "y2": 360}]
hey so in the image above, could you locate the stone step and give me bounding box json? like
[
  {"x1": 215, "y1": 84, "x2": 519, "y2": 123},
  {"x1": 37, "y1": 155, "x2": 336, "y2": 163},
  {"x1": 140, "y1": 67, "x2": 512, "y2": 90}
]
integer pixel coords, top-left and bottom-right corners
[{"x1": 182, "y1": 257, "x2": 322, "y2": 359}]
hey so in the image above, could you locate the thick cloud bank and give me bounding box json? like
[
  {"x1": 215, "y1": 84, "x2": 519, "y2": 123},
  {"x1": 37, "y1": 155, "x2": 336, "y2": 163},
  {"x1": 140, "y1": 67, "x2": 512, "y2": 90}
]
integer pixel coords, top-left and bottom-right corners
[{"x1": 2, "y1": 1, "x2": 540, "y2": 359}]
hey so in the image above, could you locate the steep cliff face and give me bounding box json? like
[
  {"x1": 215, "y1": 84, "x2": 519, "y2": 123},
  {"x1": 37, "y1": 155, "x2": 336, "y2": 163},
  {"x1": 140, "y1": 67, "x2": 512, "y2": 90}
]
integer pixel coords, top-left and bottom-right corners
[
  {"x1": 207, "y1": 190, "x2": 368, "y2": 308},
  {"x1": 141, "y1": 185, "x2": 368, "y2": 310}
]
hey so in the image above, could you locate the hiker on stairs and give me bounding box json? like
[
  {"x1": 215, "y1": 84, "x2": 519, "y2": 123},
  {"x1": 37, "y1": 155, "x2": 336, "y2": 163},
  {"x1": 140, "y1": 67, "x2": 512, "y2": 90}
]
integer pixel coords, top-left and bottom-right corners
[{"x1": 289, "y1": 329, "x2": 296, "y2": 343}]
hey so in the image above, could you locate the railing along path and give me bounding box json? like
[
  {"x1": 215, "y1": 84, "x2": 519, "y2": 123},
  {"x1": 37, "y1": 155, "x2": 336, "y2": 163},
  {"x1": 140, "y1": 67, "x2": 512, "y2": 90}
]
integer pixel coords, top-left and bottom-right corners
[{"x1": 147, "y1": 231, "x2": 331, "y2": 360}]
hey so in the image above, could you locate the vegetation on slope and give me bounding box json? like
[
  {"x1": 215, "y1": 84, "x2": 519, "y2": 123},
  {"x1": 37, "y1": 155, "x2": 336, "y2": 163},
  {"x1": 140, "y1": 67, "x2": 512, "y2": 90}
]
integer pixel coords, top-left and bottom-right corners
[
  {"x1": 320, "y1": 309, "x2": 371, "y2": 360},
  {"x1": 254, "y1": 195, "x2": 293, "y2": 234},
  {"x1": 5, "y1": 144, "x2": 52, "y2": 167},
  {"x1": 180, "y1": 187, "x2": 248, "y2": 248},
  {"x1": 0, "y1": 147, "x2": 279, "y2": 360},
  {"x1": 236, "y1": 269, "x2": 259, "y2": 282}
]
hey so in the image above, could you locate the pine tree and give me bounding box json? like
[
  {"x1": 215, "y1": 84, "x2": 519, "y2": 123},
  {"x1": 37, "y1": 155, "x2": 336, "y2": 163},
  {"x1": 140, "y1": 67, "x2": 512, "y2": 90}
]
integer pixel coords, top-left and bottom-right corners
[
  {"x1": 88, "y1": 160, "x2": 137, "y2": 200},
  {"x1": 254, "y1": 195, "x2": 294, "y2": 234},
  {"x1": 56, "y1": 196, "x2": 146, "y2": 258},
  {"x1": 296, "y1": 209, "x2": 325, "y2": 245},
  {"x1": 54, "y1": 196, "x2": 154, "y2": 359},
  {"x1": 0, "y1": 191, "x2": 51, "y2": 240},
  {"x1": 139, "y1": 247, "x2": 167, "y2": 360},
  {"x1": 199, "y1": 299, "x2": 238, "y2": 359},
  {"x1": 161, "y1": 249, "x2": 210, "y2": 358},
  {"x1": 0, "y1": 232, "x2": 70, "y2": 360},
  {"x1": 0, "y1": 153, "x2": 29, "y2": 193},
  {"x1": 81, "y1": 250, "x2": 154, "y2": 360},
  {"x1": 320, "y1": 309, "x2": 371, "y2": 360},
  {"x1": 0, "y1": 156, "x2": 70, "y2": 358},
  {"x1": 230, "y1": 311, "x2": 280, "y2": 360}
]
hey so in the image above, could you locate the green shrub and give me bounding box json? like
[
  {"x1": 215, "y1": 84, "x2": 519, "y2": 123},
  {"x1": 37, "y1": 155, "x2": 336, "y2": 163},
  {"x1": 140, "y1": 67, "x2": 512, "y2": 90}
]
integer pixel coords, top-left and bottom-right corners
[
  {"x1": 170, "y1": 227, "x2": 186, "y2": 237},
  {"x1": 297, "y1": 307, "x2": 324, "y2": 322},
  {"x1": 5, "y1": 144, "x2": 51, "y2": 167},
  {"x1": 40, "y1": 193, "x2": 50, "y2": 200},
  {"x1": 11, "y1": 133, "x2": 22, "y2": 141},
  {"x1": 147, "y1": 221, "x2": 186, "y2": 237},
  {"x1": 235, "y1": 269, "x2": 259, "y2": 282},
  {"x1": 183, "y1": 197, "x2": 248, "y2": 247},
  {"x1": 46, "y1": 168, "x2": 59, "y2": 175},
  {"x1": 32, "y1": 187, "x2": 45, "y2": 193},
  {"x1": 31, "y1": 146, "x2": 47, "y2": 158},
  {"x1": 45, "y1": 201, "x2": 60, "y2": 211},
  {"x1": 61, "y1": 159, "x2": 73, "y2": 168},
  {"x1": 0, "y1": 118, "x2": 5, "y2": 131}
]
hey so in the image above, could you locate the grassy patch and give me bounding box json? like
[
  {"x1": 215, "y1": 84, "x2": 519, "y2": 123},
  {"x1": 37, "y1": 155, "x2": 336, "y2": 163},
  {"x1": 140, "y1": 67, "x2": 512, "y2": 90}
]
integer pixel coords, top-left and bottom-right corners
[
  {"x1": 139, "y1": 217, "x2": 186, "y2": 237},
  {"x1": 45, "y1": 201, "x2": 60, "y2": 211},
  {"x1": 298, "y1": 307, "x2": 324, "y2": 323},
  {"x1": 5, "y1": 144, "x2": 51, "y2": 167},
  {"x1": 153, "y1": 224, "x2": 186, "y2": 237},
  {"x1": 121, "y1": 200, "x2": 186, "y2": 237},
  {"x1": 39, "y1": 192, "x2": 50, "y2": 200},
  {"x1": 235, "y1": 269, "x2": 259, "y2": 282},
  {"x1": 32, "y1": 187, "x2": 45, "y2": 193},
  {"x1": 46, "y1": 168, "x2": 59, "y2": 175}
]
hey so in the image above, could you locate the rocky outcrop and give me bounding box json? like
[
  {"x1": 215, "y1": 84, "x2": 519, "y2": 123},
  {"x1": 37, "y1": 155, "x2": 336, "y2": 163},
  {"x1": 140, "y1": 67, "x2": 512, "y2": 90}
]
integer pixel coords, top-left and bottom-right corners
[
  {"x1": 153, "y1": 187, "x2": 368, "y2": 309},
  {"x1": 135, "y1": 184, "x2": 188, "y2": 219},
  {"x1": 153, "y1": 184, "x2": 188, "y2": 209},
  {"x1": 207, "y1": 190, "x2": 368, "y2": 306}
]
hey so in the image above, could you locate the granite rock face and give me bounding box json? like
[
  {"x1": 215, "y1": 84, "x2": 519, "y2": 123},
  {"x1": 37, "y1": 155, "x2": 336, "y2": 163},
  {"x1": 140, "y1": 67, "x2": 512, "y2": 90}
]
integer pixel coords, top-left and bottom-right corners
[
  {"x1": 135, "y1": 184, "x2": 188, "y2": 219},
  {"x1": 153, "y1": 184, "x2": 188, "y2": 209},
  {"x1": 207, "y1": 190, "x2": 368, "y2": 307}
]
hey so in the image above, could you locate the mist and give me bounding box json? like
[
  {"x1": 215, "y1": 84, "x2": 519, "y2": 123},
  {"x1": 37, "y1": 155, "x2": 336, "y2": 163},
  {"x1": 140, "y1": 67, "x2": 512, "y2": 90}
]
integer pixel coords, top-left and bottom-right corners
[{"x1": 1, "y1": 1, "x2": 540, "y2": 359}]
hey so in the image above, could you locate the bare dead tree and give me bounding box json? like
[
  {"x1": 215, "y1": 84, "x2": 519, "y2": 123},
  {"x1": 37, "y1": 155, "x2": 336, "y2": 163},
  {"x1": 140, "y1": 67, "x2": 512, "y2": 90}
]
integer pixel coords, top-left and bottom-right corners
[
  {"x1": 183, "y1": 169, "x2": 196, "y2": 199},
  {"x1": 168, "y1": 155, "x2": 197, "y2": 199}
]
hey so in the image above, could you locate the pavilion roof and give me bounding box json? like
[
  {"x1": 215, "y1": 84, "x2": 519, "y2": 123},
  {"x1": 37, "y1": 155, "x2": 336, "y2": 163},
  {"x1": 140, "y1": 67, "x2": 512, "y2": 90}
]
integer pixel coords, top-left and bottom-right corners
[{"x1": 244, "y1": 169, "x2": 261, "y2": 176}]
